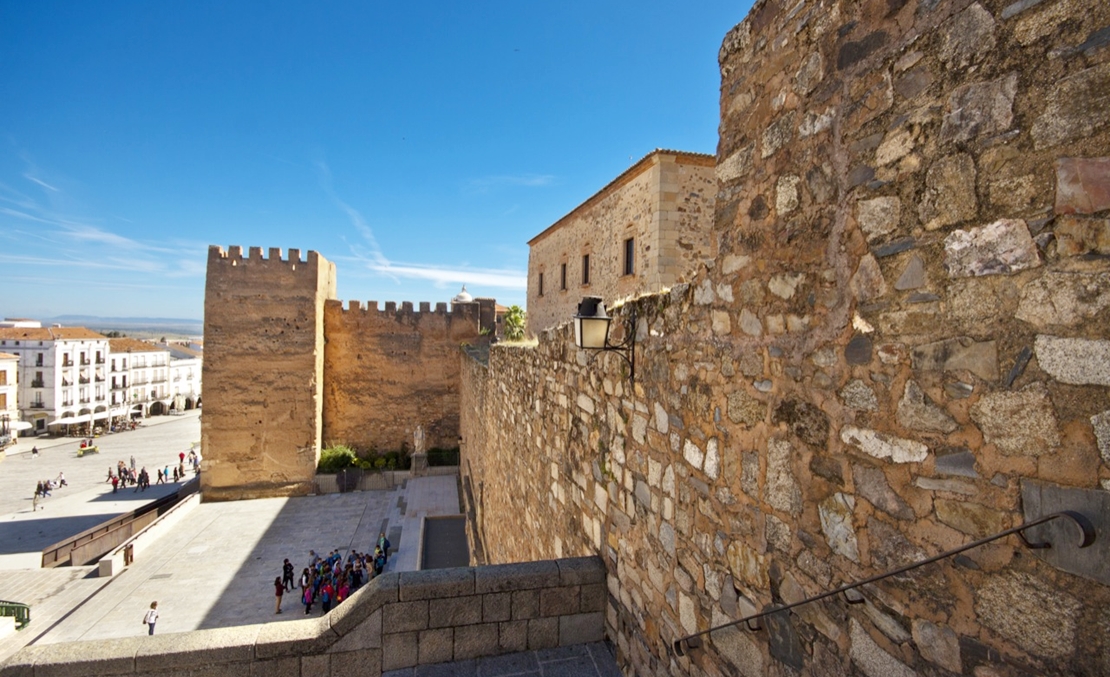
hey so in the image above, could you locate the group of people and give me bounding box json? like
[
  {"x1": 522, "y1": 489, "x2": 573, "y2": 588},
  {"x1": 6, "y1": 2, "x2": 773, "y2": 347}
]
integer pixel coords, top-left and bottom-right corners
[
  {"x1": 104, "y1": 450, "x2": 200, "y2": 493},
  {"x1": 274, "y1": 533, "x2": 392, "y2": 615},
  {"x1": 31, "y1": 472, "x2": 67, "y2": 510}
]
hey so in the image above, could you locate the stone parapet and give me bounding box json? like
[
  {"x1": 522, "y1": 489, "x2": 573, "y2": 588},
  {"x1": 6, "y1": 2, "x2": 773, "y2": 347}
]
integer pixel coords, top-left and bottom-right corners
[{"x1": 0, "y1": 557, "x2": 605, "y2": 677}]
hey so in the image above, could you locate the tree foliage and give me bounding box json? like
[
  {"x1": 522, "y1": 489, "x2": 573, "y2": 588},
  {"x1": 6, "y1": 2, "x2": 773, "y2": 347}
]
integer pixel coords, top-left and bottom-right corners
[{"x1": 503, "y1": 305, "x2": 526, "y2": 341}]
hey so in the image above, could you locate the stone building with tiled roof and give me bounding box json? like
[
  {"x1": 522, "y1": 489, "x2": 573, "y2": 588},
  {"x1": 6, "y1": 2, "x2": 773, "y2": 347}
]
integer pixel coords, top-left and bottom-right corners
[{"x1": 526, "y1": 149, "x2": 717, "y2": 335}]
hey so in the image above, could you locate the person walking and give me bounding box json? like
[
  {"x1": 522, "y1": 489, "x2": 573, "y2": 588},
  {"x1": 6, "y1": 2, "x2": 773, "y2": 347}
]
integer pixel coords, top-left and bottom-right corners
[
  {"x1": 143, "y1": 602, "x2": 159, "y2": 635},
  {"x1": 111, "y1": 474, "x2": 119, "y2": 493},
  {"x1": 274, "y1": 577, "x2": 284, "y2": 614},
  {"x1": 302, "y1": 583, "x2": 314, "y2": 615},
  {"x1": 377, "y1": 532, "x2": 391, "y2": 563},
  {"x1": 156, "y1": 468, "x2": 165, "y2": 484},
  {"x1": 31, "y1": 446, "x2": 39, "y2": 458}
]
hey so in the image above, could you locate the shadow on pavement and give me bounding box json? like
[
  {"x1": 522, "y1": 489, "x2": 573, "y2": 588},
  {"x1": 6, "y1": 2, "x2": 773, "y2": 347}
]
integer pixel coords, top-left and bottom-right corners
[{"x1": 0, "y1": 513, "x2": 119, "y2": 555}]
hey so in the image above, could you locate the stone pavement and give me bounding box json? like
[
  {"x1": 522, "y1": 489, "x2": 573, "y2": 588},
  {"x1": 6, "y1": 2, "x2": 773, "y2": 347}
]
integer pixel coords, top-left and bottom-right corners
[{"x1": 381, "y1": 642, "x2": 621, "y2": 677}]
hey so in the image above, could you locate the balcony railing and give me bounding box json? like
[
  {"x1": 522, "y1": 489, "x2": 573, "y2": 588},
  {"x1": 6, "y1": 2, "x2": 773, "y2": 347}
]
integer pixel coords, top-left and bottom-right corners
[
  {"x1": 30, "y1": 403, "x2": 45, "y2": 409},
  {"x1": 95, "y1": 357, "x2": 104, "y2": 364},
  {"x1": 31, "y1": 379, "x2": 44, "y2": 388},
  {"x1": 62, "y1": 401, "x2": 73, "y2": 407},
  {"x1": 95, "y1": 375, "x2": 105, "y2": 382},
  {"x1": 62, "y1": 360, "x2": 72, "y2": 367},
  {"x1": 61, "y1": 379, "x2": 71, "y2": 387},
  {"x1": 80, "y1": 359, "x2": 90, "y2": 366},
  {"x1": 79, "y1": 398, "x2": 90, "y2": 404},
  {"x1": 78, "y1": 377, "x2": 90, "y2": 385}
]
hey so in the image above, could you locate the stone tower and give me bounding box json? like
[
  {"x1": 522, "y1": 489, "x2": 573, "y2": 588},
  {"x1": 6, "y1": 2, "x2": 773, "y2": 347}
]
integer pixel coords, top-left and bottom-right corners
[{"x1": 201, "y1": 245, "x2": 336, "y2": 501}]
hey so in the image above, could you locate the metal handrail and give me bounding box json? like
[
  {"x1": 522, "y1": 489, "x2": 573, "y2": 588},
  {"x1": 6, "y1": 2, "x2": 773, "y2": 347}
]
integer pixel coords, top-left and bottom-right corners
[
  {"x1": 0, "y1": 600, "x2": 31, "y2": 630},
  {"x1": 673, "y1": 510, "x2": 1096, "y2": 656}
]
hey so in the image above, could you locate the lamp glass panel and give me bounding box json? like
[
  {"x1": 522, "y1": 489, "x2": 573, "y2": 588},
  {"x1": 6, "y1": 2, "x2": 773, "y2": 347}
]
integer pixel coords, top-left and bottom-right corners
[{"x1": 577, "y1": 316, "x2": 610, "y2": 349}]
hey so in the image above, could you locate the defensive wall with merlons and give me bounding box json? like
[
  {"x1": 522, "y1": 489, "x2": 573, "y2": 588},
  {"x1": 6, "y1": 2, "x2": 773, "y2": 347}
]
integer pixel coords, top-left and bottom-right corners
[
  {"x1": 201, "y1": 246, "x2": 489, "y2": 501},
  {"x1": 460, "y1": 0, "x2": 1110, "y2": 675}
]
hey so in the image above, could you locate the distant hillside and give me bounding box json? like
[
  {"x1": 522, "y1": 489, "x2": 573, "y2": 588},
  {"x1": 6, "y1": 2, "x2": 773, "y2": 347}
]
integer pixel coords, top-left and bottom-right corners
[{"x1": 43, "y1": 315, "x2": 203, "y2": 340}]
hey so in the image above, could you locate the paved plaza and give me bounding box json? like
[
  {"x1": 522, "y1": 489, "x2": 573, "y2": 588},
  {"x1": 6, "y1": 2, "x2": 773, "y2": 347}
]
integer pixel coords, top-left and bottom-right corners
[{"x1": 0, "y1": 415, "x2": 619, "y2": 674}]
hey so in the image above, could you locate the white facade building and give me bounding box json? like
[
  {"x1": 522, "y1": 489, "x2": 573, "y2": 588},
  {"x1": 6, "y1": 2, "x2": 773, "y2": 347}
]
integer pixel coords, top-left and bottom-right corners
[
  {"x1": 0, "y1": 326, "x2": 111, "y2": 434},
  {"x1": 108, "y1": 338, "x2": 173, "y2": 417},
  {"x1": 159, "y1": 343, "x2": 203, "y2": 411},
  {"x1": 0, "y1": 352, "x2": 26, "y2": 447}
]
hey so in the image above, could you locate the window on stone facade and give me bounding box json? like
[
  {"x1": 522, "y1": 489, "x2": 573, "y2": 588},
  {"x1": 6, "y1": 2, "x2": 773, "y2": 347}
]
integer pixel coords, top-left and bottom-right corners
[
  {"x1": 0, "y1": 371, "x2": 6, "y2": 386},
  {"x1": 0, "y1": 394, "x2": 6, "y2": 409},
  {"x1": 624, "y1": 238, "x2": 634, "y2": 275},
  {"x1": 36, "y1": 353, "x2": 43, "y2": 366},
  {"x1": 538, "y1": 272, "x2": 544, "y2": 297},
  {"x1": 561, "y1": 263, "x2": 567, "y2": 291},
  {"x1": 582, "y1": 254, "x2": 590, "y2": 286}
]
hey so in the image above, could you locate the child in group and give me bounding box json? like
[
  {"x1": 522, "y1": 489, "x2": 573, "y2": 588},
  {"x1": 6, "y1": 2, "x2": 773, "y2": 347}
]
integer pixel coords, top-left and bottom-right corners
[{"x1": 273, "y1": 577, "x2": 284, "y2": 614}]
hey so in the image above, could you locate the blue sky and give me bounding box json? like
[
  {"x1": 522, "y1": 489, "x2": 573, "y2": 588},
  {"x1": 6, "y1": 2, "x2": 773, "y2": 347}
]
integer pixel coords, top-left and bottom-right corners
[{"x1": 1, "y1": 1, "x2": 749, "y2": 321}]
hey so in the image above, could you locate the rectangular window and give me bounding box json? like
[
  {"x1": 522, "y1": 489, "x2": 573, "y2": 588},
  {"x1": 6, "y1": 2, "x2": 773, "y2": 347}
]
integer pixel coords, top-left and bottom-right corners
[
  {"x1": 538, "y1": 272, "x2": 544, "y2": 297},
  {"x1": 0, "y1": 371, "x2": 6, "y2": 386},
  {"x1": 0, "y1": 394, "x2": 6, "y2": 409},
  {"x1": 624, "y1": 238, "x2": 635, "y2": 275},
  {"x1": 36, "y1": 353, "x2": 43, "y2": 366},
  {"x1": 582, "y1": 254, "x2": 590, "y2": 286},
  {"x1": 560, "y1": 263, "x2": 567, "y2": 291}
]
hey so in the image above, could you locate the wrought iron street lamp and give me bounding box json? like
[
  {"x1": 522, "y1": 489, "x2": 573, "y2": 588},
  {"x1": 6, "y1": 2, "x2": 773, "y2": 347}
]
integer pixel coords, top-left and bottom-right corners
[{"x1": 574, "y1": 296, "x2": 635, "y2": 385}]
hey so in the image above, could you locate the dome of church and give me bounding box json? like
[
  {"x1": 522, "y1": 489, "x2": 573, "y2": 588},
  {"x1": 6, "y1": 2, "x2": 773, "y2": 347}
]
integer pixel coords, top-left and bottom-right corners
[{"x1": 452, "y1": 285, "x2": 473, "y2": 304}]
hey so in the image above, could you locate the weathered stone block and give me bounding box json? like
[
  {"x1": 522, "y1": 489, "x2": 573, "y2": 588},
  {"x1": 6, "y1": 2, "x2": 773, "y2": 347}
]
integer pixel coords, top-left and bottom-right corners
[
  {"x1": 327, "y1": 608, "x2": 382, "y2": 654},
  {"x1": 727, "y1": 390, "x2": 764, "y2": 427},
  {"x1": 1092, "y1": 410, "x2": 1110, "y2": 464},
  {"x1": 840, "y1": 379, "x2": 878, "y2": 411},
  {"x1": 819, "y1": 493, "x2": 860, "y2": 562},
  {"x1": 330, "y1": 648, "x2": 382, "y2": 677},
  {"x1": 857, "y1": 197, "x2": 901, "y2": 242},
  {"x1": 852, "y1": 465, "x2": 913, "y2": 520},
  {"x1": 255, "y1": 617, "x2": 333, "y2": 659},
  {"x1": 933, "y1": 448, "x2": 979, "y2": 477},
  {"x1": 894, "y1": 254, "x2": 925, "y2": 291},
  {"x1": 474, "y1": 560, "x2": 559, "y2": 594},
  {"x1": 1053, "y1": 216, "x2": 1110, "y2": 256},
  {"x1": 248, "y1": 656, "x2": 299, "y2": 677},
  {"x1": 482, "y1": 592, "x2": 511, "y2": 623},
  {"x1": 1017, "y1": 271, "x2": 1110, "y2": 327},
  {"x1": 896, "y1": 380, "x2": 957, "y2": 433},
  {"x1": 1055, "y1": 157, "x2": 1110, "y2": 215},
  {"x1": 912, "y1": 619, "x2": 962, "y2": 673},
  {"x1": 453, "y1": 623, "x2": 499, "y2": 661},
  {"x1": 911, "y1": 337, "x2": 998, "y2": 381},
  {"x1": 940, "y1": 73, "x2": 1017, "y2": 145},
  {"x1": 579, "y1": 582, "x2": 607, "y2": 612},
  {"x1": 850, "y1": 253, "x2": 888, "y2": 302},
  {"x1": 710, "y1": 624, "x2": 763, "y2": 677},
  {"x1": 134, "y1": 625, "x2": 256, "y2": 673},
  {"x1": 558, "y1": 612, "x2": 605, "y2": 646},
  {"x1": 939, "y1": 3, "x2": 996, "y2": 70},
  {"x1": 849, "y1": 618, "x2": 916, "y2": 677},
  {"x1": 975, "y1": 571, "x2": 1081, "y2": 659},
  {"x1": 511, "y1": 589, "x2": 540, "y2": 620},
  {"x1": 1032, "y1": 63, "x2": 1110, "y2": 149},
  {"x1": 418, "y1": 628, "x2": 453, "y2": 665},
  {"x1": 970, "y1": 383, "x2": 1059, "y2": 455},
  {"x1": 382, "y1": 600, "x2": 429, "y2": 633},
  {"x1": 728, "y1": 539, "x2": 768, "y2": 589},
  {"x1": 381, "y1": 631, "x2": 418, "y2": 671},
  {"x1": 539, "y1": 587, "x2": 580, "y2": 617},
  {"x1": 841, "y1": 426, "x2": 928, "y2": 463},
  {"x1": 765, "y1": 438, "x2": 802, "y2": 515},
  {"x1": 935, "y1": 498, "x2": 1007, "y2": 537},
  {"x1": 429, "y1": 595, "x2": 483, "y2": 628},
  {"x1": 1035, "y1": 335, "x2": 1110, "y2": 386},
  {"x1": 526, "y1": 617, "x2": 559, "y2": 651},
  {"x1": 772, "y1": 400, "x2": 829, "y2": 448},
  {"x1": 944, "y1": 219, "x2": 1040, "y2": 278},
  {"x1": 399, "y1": 568, "x2": 474, "y2": 601}
]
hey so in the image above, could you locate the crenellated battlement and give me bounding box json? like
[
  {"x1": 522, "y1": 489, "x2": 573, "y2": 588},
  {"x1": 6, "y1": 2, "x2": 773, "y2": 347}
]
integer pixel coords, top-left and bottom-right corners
[
  {"x1": 208, "y1": 244, "x2": 322, "y2": 269},
  {"x1": 331, "y1": 298, "x2": 480, "y2": 317}
]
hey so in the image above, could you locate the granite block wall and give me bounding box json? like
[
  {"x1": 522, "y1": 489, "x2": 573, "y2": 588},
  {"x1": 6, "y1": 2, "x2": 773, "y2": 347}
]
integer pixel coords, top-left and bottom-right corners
[{"x1": 460, "y1": 0, "x2": 1110, "y2": 674}]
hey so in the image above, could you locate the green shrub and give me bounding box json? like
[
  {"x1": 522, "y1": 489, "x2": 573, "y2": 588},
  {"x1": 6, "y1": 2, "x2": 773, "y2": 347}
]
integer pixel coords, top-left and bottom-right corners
[{"x1": 318, "y1": 444, "x2": 357, "y2": 473}]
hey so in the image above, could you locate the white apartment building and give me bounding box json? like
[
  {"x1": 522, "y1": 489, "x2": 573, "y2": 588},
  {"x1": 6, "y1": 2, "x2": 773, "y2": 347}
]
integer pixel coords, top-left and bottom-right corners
[
  {"x1": 0, "y1": 352, "x2": 28, "y2": 447},
  {"x1": 0, "y1": 326, "x2": 111, "y2": 434},
  {"x1": 108, "y1": 338, "x2": 173, "y2": 417},
  {"x1": 159, "y1": 342, "x2": 203, "y2": 411}
]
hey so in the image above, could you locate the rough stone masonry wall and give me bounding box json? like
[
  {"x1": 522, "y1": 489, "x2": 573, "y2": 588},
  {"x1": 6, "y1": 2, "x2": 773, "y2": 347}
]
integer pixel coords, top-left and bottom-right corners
[
  {"x1": 461, "y1": 0, "x2": 1110, "y2": 675},
  {"x1": 323, "y1": 299, "x2": 484, "y2": 453},
  {"x1": 202, "y1": 246, "x2": 336, "y2": 501},
  {"x1": 526, "y1": 152, "x2": 716, "y2": 335}
]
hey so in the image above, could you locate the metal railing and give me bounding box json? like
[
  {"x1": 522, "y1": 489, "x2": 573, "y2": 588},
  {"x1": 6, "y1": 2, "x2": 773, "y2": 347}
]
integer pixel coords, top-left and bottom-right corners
[
  {"x1": 31, "y1": 379, "x2": 44, "y2": 388},
  {"x1": 673, "y1": 511, "x2": 1097, "y2": 656},
  {"x1": 0, "y1": 601, "x2": 30, "y2": 630}
]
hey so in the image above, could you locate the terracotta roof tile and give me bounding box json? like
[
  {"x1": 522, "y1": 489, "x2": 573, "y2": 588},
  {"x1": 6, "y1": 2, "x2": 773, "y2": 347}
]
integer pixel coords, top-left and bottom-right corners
[{"x1": 108, "y1": 337, "x2": 168, "y2": 353}]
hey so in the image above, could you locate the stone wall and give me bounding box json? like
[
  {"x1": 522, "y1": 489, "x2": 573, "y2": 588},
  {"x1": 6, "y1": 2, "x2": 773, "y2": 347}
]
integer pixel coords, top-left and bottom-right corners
[
  {"x1": 202, "y1": 246, "x2": 336, "y2": 501},
  {"x1": 461, "y1": 0, "x2": 1110, "y2": 675},
  {"x1": 526, "y1": 151, "x2": 716, "y2": 335},
  {"x1": 322, "y1": 299, "x2": 487, "y2": 453},
  {"x1": 0, "y1": 558, "x2": 606, "y2": 677}
]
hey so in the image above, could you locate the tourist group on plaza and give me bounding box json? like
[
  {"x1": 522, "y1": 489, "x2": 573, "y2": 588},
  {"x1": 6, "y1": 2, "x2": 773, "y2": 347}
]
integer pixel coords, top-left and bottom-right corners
[{"x1": 275, "y1": 533, "x2": 392, "y2": 615}]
